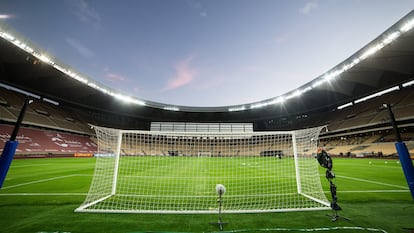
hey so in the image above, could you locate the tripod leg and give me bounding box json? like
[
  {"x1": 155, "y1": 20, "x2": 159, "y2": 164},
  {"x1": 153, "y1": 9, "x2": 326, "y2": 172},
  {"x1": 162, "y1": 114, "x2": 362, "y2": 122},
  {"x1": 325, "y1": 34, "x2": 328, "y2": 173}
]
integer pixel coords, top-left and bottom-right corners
[
  {"x1": 209, "y1": 195, "x2": 228, "y2": 231},
  {"x1": 324, "y1": 169, "x2": 351, "y2": 222},
  {"x1": 331, "y1": 209, "x2": 338, "y2": 222}
]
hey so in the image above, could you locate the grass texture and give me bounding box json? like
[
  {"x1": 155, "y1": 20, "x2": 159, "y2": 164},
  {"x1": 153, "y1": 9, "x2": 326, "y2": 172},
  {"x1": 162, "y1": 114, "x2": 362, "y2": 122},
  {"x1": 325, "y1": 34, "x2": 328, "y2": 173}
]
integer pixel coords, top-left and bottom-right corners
[
  {"x1": 0, "y1": 157, "x2": 413, "y2": 233},
  {"x1": 80, "y1": 156, "x2": 326, "y2": 212}
]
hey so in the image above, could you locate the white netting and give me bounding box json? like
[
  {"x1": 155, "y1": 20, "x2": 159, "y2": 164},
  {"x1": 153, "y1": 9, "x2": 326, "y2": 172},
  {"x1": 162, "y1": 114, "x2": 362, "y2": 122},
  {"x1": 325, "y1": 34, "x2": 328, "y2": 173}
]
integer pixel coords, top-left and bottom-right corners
[{"x1": 76, "y1": 125, "x2": 329, "y2": 213}]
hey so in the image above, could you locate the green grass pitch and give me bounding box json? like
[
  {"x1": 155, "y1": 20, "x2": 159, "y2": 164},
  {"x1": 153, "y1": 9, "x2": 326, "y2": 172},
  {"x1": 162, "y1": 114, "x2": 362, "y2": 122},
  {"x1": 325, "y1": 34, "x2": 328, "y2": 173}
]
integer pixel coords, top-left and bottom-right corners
[
  {"x1": 0, "y1": 157, "x2": 413, "y2": 233},
  {"x1": 86, "y1": 156, "x2": 322, "y2": 212}
]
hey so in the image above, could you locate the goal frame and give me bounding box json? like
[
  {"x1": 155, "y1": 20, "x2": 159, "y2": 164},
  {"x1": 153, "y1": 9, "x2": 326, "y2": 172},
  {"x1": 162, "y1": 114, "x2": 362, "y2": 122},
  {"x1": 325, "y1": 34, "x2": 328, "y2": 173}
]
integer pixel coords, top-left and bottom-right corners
[{"x1": 76, "y1": 125, "x2": 330, "y2": 214}]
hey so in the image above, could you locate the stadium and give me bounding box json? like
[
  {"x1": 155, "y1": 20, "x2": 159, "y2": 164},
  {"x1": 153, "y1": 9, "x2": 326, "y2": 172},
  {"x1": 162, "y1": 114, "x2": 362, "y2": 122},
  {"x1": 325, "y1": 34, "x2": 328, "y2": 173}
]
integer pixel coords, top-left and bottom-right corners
[{"x1": 1, "y1": 4, "x2": 414, "y2": 233}]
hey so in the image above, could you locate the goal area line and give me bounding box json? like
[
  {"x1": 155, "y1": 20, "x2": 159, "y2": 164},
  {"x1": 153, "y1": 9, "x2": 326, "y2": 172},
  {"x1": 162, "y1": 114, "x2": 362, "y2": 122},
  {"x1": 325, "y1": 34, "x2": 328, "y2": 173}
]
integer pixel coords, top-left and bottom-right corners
[
  {"x1": 75, "y1": 208, "x2": 331, "y2": 214},
  {"x1": 0, "y1": 189, "x2": 407, "y2": 197}
]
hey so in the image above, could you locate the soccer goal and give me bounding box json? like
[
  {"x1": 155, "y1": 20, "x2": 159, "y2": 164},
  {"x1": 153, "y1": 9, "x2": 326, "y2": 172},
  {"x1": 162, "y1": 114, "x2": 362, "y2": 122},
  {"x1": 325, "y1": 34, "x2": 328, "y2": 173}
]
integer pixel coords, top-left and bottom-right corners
[{"x1": 76, "y1": 125, "x2": 330, "y2": 213}]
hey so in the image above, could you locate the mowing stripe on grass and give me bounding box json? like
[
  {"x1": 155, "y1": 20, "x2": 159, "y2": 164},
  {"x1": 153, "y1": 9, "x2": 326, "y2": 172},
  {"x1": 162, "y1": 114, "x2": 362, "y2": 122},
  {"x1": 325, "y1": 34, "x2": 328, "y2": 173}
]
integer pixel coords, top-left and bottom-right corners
[
  {"x1": 2, "y1": 174, "x2": 91, "y2": 190},
  {"x1": 11, "y1": 163, "x2": 52, "y2": 168},
  {"x1": 122, "y1": 175, "x2": 295, "y2": 179},
  {"x1": 115, "y1": 192, "x2": 300, "y2": 198},
  {"x1": 337, "y1": 175, "x2": 408, "y2": 189},
  {"x1": 206, "y1": 226, "x2": 388, "y2": 233},
  {"x1": 0, "y1": 192, "x2": 87, "y2": 196}
]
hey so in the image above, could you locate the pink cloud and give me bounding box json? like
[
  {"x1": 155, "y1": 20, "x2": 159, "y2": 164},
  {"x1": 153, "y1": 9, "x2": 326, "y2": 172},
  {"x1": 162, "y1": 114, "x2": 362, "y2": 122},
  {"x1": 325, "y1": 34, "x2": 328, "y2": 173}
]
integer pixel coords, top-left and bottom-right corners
[
  {"x1": 165, "y1": 55, "x2": 198, "y2": 90},
  {"x1": 106, "y1": 72, "x2": 126, "y2": 82}
]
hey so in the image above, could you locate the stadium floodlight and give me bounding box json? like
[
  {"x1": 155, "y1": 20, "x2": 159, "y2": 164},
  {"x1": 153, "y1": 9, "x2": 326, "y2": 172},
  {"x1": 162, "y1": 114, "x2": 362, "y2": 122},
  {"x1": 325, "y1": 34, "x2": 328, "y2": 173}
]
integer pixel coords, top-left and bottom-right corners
[
  {"x1": 11, "y1": 39, "x2": 25, "y2": 49},
  {"x1": 402, "y1": 79, "x2": 414, "y2": 87},
  {"x1": 302, "y1": 86, "x2": 312, "y2": 93},
  {"x1": 0, "y1": 83, "x2": 41, "y2": 100},
  {"x1": 87, "y1": 82, "x2": 98, "y2": 89},
  {"x1": 400, "y1": 18, "x2": 414, "y2": 32},
  {"x1": 285, "y1": 90, "x2": 302, "y2": 100},
  {"x1": 228, "y1": 106, "x2": 246, "y2": 112},
  {"x1": 266, "y1": 98, "x2": 279, "y2": 105},
  {"x1": 0, "y1": 32, "x2": 14, "y2": 41},
  {"x1": 163, "y1": 106, "x2": 180, "y2": 111},
  {"x1": 33, "y1": 53, "x2": 54, "y2": 64},
  {"x1": 10, "y1": 39, "x2": 33, "y2": 53},
  {"x1": 359, "y1": 43, "x2": 384, "y2": 60},
  {"x1": 52, "y1": 64, "x2": 66, "y2": 73},
  {"x1": 354, "y1": 86, "x2": 400, "y2": 104},
  {"x1": 112, "y1": 93, "x2": 145, "y2": 105},
  {"x1": 250, "y1": 102, "x2": 267, "y2": 109},
  {"x1": 42, "y1": 97, "x2": 59, "y2": 106},
  {"x1": 275, "y1": 96, "x2": 285, "y2": 104},
  {"x1": 247, "y1": 95, "x2": 289, "y2": 110},
  {"x1": 99, "y1": 87, "x2": 109, "y2": 95},
  {"x1": 294, "y1": 90, "x2": 303, "y2": 97},
  {"x1": 24, "y1": 45, "x2": 34, "y2": 53},
  {"x1": 77, "y1": 75, "x2": 88, "y2": 83},
  {"x1": 382, "y1": 31, "x2": 401, "y2": 45},
  {"x1": 337, "y1": 102, "x2": 353, "y2": 110},
  {"x1": 131, "y1": 98, "x2": 145, "y2": 106},
  {"x1": 323, "y1": 69, "x2": 341, "y2": 82},
  {"x1": 11, "y1": 39, "x2": 20, "y2": 45},
  {"x1": 76, "y1": 125, "x2": 330, "y2": 214},
  {"x1": 350, "y1": 58, "x2": 360, "y2": 67},
  {"x1": 311, "y1": 79, "x2": 325, "y2": 88}
]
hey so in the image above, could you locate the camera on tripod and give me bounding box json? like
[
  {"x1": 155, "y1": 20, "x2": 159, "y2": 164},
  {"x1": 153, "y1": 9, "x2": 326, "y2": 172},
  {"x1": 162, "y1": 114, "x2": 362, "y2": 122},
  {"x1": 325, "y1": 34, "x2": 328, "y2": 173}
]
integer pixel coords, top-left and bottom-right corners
[
  {"x1": 317, "y1": 148, "x2": 336, "y2": 179},
  {"x1": 316, "y1": 148, "x2": 347, "y2": 219},
  {"x1": 316, "y1": 148, "x2": 332, "y2": 170}
]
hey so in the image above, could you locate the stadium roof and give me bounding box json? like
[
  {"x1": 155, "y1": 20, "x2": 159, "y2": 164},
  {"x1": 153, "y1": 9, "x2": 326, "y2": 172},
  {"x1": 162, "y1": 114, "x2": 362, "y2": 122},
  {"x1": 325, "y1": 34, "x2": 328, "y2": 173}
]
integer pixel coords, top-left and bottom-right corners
[{"x1": 1, "y1": 10, "x2": 414, "y2": 123}]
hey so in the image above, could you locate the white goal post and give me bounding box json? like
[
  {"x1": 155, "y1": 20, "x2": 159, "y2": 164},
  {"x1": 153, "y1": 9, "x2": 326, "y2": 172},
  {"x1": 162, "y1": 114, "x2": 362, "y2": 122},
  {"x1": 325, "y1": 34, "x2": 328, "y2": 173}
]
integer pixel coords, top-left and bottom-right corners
[{"x1": 76, "y1": 125, "x2": 330, "y2": 213}]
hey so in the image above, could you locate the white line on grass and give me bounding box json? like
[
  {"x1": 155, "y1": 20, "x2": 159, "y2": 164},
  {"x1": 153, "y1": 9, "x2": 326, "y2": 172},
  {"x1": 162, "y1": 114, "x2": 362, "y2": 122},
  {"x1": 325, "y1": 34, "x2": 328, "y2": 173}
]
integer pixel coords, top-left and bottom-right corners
[
  {"x1": 2, "y1": 174, "x2": 91, "y2": 190},
  {"x1": 1, "y1": 190, "x2": 407, "y2": 197},
  {"x1": 0, "y1": 193, "x2": 87, "y2": 196},
  {"x1": 337, "y1": 190, "x2": 409, "y2": 193},
  {"x1": 337, "y1": 175, "x2": 408, "y2": 189}
]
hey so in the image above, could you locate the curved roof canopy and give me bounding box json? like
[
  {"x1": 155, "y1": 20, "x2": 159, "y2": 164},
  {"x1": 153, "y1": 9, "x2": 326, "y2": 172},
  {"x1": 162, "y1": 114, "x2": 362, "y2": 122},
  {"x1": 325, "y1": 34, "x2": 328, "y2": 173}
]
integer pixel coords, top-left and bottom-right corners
[{"x1": 1, "y1": 10, "x2": 414, "y2": 122}]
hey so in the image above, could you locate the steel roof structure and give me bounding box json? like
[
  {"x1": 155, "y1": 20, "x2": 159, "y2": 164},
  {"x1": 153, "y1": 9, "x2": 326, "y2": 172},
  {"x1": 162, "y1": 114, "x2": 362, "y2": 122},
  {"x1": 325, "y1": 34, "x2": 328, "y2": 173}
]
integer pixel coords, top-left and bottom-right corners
[{"x1": 1, "y1": 10, "x2": 414, "y2": 125}]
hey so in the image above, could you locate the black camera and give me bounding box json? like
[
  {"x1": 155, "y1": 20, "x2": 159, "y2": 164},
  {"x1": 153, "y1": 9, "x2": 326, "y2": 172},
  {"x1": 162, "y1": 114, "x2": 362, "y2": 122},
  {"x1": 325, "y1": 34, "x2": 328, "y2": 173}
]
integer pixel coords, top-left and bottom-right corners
[{"x1": 316, "y1": 148, "x2": 333, "y2": 170}]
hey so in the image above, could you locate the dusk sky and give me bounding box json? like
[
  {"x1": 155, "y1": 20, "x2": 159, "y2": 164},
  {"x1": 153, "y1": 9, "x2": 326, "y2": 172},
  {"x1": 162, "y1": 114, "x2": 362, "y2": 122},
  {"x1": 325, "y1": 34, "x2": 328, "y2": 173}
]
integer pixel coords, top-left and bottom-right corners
[{"x1": 1, "y1": 1, "x2": 413, "y2": 107}]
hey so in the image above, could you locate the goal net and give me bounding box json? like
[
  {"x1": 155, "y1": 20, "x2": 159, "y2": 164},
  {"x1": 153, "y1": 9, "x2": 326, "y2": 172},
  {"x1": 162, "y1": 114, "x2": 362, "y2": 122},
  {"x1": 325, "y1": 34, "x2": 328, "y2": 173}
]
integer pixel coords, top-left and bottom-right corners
[{"x1": 76, "y1": 125, "x2": 330, "y2": 213}]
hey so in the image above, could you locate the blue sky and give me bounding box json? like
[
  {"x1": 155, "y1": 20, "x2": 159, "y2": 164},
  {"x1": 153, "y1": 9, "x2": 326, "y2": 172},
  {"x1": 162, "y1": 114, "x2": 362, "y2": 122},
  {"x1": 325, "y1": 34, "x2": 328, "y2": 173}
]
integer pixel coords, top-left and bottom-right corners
[{"x1": 1, "y1": 0, "x2": 414, "y2": 107}]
